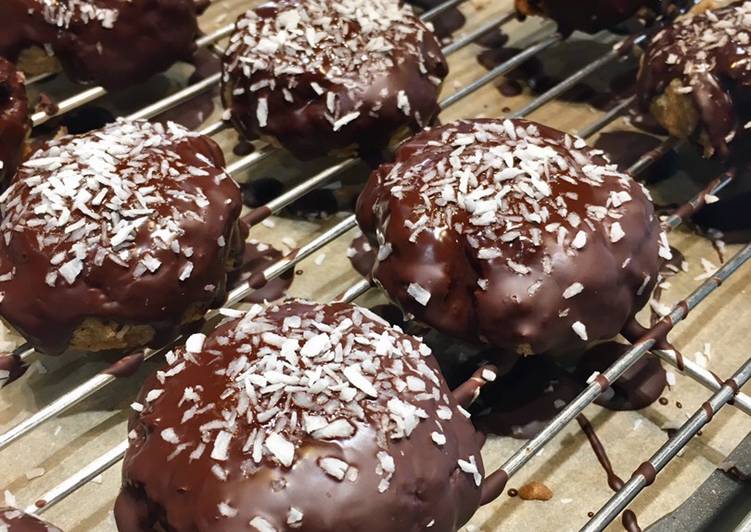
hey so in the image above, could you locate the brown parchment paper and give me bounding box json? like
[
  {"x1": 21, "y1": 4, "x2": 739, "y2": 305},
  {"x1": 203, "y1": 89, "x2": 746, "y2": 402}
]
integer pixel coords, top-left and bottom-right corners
[{"x1": 0, "y1": 1, "x2": 749, "y2": 531}]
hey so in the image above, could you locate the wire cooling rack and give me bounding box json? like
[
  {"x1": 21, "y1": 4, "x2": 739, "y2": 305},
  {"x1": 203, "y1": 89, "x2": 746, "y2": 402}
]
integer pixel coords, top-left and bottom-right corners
[{"x1": 1, "y1": 0, "x2": 749, "y2": 530}]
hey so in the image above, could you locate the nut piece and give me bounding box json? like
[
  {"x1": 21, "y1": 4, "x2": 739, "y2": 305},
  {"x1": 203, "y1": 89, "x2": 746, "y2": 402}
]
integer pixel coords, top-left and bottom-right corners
[{"x1": 518, "y1": 481, "x2": 553, "y2": 501}]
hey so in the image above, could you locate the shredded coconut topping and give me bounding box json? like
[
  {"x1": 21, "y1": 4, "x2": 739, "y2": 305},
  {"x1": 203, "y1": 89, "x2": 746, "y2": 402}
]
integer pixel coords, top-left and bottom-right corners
[
  {"x1": 377, "y1": 119, "x2": 652, "y2": 273},
  {"x1": 0, "y1": 119, "x2": 230, "y2": 287},
  {"x1": 223, "y1": 0, "x2": 440, "y2": 131},
  {"x1": 39, "y1": 0, "x2": 121, "y2": 29},
  {"x1": 135, "y1": 301, "x2": 477, "y2": 509}
]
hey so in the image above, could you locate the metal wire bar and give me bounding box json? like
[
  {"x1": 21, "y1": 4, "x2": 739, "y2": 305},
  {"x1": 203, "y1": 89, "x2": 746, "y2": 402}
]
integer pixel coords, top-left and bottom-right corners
[
  {"x1": 440, "y1": 33, "x2": 562, "y2": 109},
  {"x1": 577, "y1": 95, "x2": 636, "y2": 139},
  {"x1": 582, "y1": 356, "x2": 751, "y2": 532},
  {"x1": 662, "y1": 170, "x2": 735, "y2": 231},
  {"x1": 442, "y1": 12, "x2": 517, "y2": 55},
  {"x1": 127, "y1": 72, "x2": 221, "y2": 121},
  {"x1": 651, "y1": 347, "x2": 751, "y2": 415},
  {"x1": 27, "y1": 440, "x2": 129, "y2": 515},
  {"x1": 335, "y1": 278, "x2": 373, "y2": 304},
  {"x1": 28, "y1": 25, "x2": 234, "y2": 127},
  {"x1": 420, "y1": 0, "x2": 468, "y2": 21},
  {"x1": 511, "y1": 34, "x2": 648, "y2": 119},
  {"x1": 482, "y1": 241, "x2": 751, "y2": 502},
  {"x1": 735, "y1": 510, "x2": 751, "y2": 532},
  {"x1": 628, "y1": 137, "x2": 680, "y2": 175}
]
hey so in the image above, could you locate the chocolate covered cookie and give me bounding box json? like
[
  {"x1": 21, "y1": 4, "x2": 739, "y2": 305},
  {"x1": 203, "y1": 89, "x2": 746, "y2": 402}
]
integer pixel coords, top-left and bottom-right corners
[
  {"x1": 222, "y1": 0, "x2": 448, "y2": 160},
  {"x1": 115, "y1": 300, "x2": 484, "y2": 532},
  {"x1": 0, "y1": 118, "x2": 243, "y2": 354},
  {"x1": 357, "y1": 119, "x2": 670, "y2": 360}
]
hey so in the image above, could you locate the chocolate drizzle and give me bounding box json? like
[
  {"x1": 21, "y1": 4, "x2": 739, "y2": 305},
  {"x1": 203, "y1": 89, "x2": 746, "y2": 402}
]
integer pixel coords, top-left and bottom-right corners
[
  {"x1": 472, "y1": 357, "x2": 581, "y2": 439},
  {"x1": 221, "y1": 0, "x2": 448, "y2": 160},
  {"x1": 637, "y1": 1, "x2": 751, "y2": 159},
  {"x1": 0, "y1": 508, "x2": 61, "y2": 532},
  {"x1": 0, "y1": 0, "x2": 200, "y2": 90},
  {"x1": 514, "y1": 0, "x2": 655, "y2": 35},
  {"x1": 115, "y1": 300, "x2": 484, "y2": 532},
  {"x1": 227, "y1": 237, "x2": 294, "y2": 304},
  {"x1": 102, "y1": 352, "x2": 145, "y2": 378},
  {"x1": 577, "y1": 415, "x2": 645, "y2": 531},
  {"x1": 0, "y1": 58, "x2": 28, "y2": 187},
  {"x1": 0, "y1": 352, "x2": 29, "y2": 387},
  {"x1": 356, "y1": 118, "x2": 668, "y2": 361},
  {"x1": 0, "y1": 119, "x2": 243, "y2": 355},
  {"x1": 574, "y1": 342, "x2": 667, "y2": 411}
]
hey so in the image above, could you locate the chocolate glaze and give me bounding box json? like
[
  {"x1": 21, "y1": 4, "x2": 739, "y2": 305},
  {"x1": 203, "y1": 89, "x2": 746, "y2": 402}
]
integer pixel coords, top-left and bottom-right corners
[
  {"x1": 577, "y1": 414, "x2": 625, "y2": 491},
  {"x1": 356, "y1": 118, "x2": 668, "y2": 362},
  {"x1": 637, "y1": 1, "x2": 751, "y2": 159},
  {"x1": 472, "y1": 357, "x2": 581, "y2": 439},
  {"x1": 0, "y1": 119, "x2": 242, "y2": 355},
  {"x1": 0, "y1": 352, "x2": 29, "y2": 386},
  {"x1": 227, "y1": 235, "x2": 294, "y2": 304},
  {"x1": 347, "y1": 233, "x2": 376, "y2": 278},
  {"x1": 574, "y1": 342, "x2": 667, "y2": 411},
  {"x1": 0, "y1": 508, "x2": 61, "y2": 532},
  {"x1": 0, "y1": 0, "x2": 200, "y2": 90},
  {"x1": 221, "y1": 0, "x2": 448, "y2": 161},
  {"x1": 577, "y1": 415, "x2": 645, "y2": 531},
  {"x1": 103, "y1": 352, "x2": 145, "y2": 378},
  {"x1": 514, "y1": 0, "x2": 655, "y2": 35},
  {"x1": 0, "y1": 58, "x2": 28, "y2": 187},
  {"x1": 622, "y1": 510, "x2": 642, "y2": 532},
  {"x1": 115, "y1": 300, "x2": 484, "y2": 532}
]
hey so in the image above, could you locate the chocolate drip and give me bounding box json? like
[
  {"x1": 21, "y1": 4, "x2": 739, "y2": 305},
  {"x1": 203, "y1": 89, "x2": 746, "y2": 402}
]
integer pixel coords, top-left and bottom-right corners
[
  {"x1": 472, "y1": 357, "x2": 581, "y2": 439},
  {"x1": 347, "y1": 233, "x2": 376, "y2": 278},
  {"x1": 452, "y1": 364, "x2": 498, "y2": 408},
  {"x1": 479, "y1": 469, "x2": 509, "y2": 506},
  {"x1": 622, "y1": 510, "x2": 643, "y2": 532},
  {"x1": 633, "y1": 461, "x2": 657, "y2": 486},
  {"x1": 0, "y1": 58, "x2": 28, "y2": 187},
  {"x1": 227, "y1": 237, "x2": 294, "y2": 304},
  {"x1": 577, "y1": 414, "x2": 625, "y2": 491},
  {"x1": 0, "y1": 507, "x2": 61, "y2": 532},
  {"x1": 102, "y1": 352, "x2": 145, "y2": 378},
  {"x1": 577, "y1": 414, "x2": 644, "y2": 531},
  {"x1": 221, "y1": 0, "x2": 448, "y2": 160},
  {"x1": 574, "y1": 342, "x2": 667, "y2": 411},
  {"x1": 0, "y1": 352, "x2": 29, "y2": 386}
]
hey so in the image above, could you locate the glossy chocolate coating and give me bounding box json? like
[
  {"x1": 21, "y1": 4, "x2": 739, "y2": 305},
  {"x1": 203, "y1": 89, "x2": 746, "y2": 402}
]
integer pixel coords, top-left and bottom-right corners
[
  {"x1": 356, "y1": 119, "x2": 669, "y2": 361},
  {"x1": 637, "y1": 1, "x2": 751, "y2": 158},
  {"x1": 0, "y1": 508, "x2": 61, "y2": 532},
  {"x1": 515, "y1": 0, "x2": 655, "y2": 34},
  {"x1": 115, "y1": 300, "x2": 483, "y2": 532},
  {"x1": 0, "y1": 0, "x2": 200, "y2": 90},
  {"x1": 0, "y1": 58, "x2": 28, "y2": 186},
  {"x1": 221, "y1": 0, "x2": 448, "y2": 160},
  {"x1": 0, "y1": 119, "x2": 242, "y2": 355}
]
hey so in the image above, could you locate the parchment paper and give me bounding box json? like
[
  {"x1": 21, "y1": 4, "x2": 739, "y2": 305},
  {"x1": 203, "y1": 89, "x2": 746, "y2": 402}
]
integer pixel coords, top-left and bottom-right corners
[{"x1": 0, "y1": 1, "x2": 749, "y2": 530}]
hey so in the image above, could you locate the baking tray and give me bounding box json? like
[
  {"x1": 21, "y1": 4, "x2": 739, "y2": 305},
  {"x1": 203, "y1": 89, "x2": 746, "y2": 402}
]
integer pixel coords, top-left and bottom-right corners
[{"x1": 0, "y1": 0, "x2": 749, "y2": 530}]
